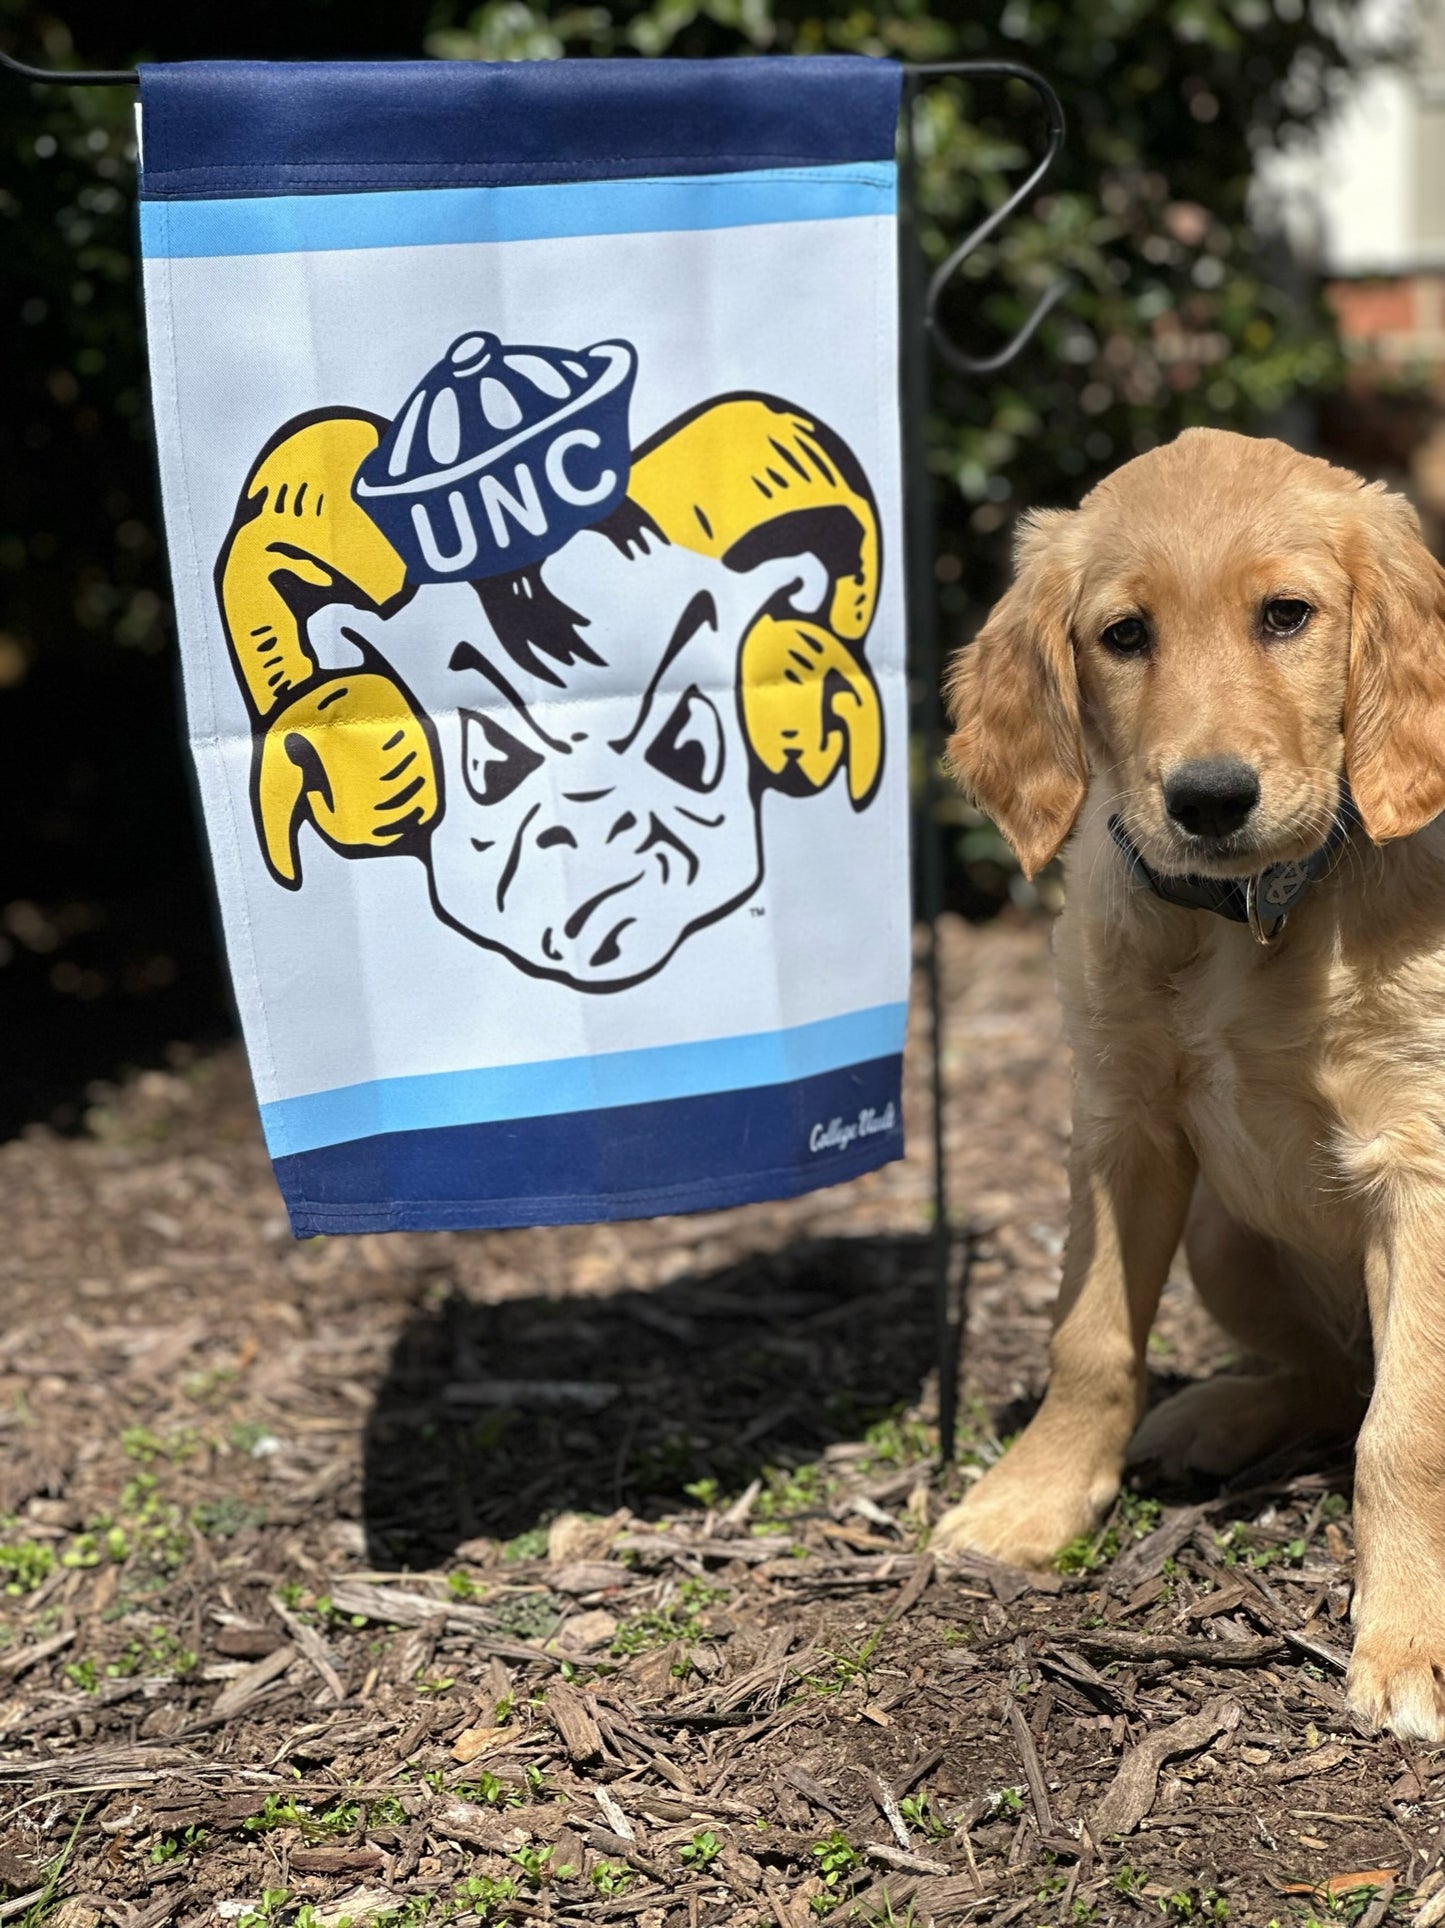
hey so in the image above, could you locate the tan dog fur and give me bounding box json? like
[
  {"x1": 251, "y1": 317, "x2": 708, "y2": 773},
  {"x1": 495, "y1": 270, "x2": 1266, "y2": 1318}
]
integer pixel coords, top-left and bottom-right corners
[{"x1": 938, "y1": 426, "x2": 1445, "y2": 1741}]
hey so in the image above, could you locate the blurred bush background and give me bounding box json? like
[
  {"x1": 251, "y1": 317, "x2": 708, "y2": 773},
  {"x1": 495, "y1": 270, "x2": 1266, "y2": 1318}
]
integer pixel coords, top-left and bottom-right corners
[{"x1": 0, "y1": 0, "x2": 1426, "y2": 1129}]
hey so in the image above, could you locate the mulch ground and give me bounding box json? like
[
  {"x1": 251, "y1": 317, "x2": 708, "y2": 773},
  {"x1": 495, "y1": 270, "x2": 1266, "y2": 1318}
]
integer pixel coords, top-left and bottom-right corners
[{"x1": 0, "y1": 915, "x2": 1439, "y2": 1928}]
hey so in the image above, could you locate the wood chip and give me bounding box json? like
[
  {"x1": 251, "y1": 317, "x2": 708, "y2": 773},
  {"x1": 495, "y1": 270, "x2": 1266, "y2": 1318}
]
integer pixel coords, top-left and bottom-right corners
[
  {"x1": 208, "y1": 1644, "x2": 298, "y2": 1722},
  {"x1": 0, "y1": 1893, "x2": 45, "y2": 1924},
  {"x1": 552, "y1": 1608, "x2": 618, "y2": 1652},
  {"x1": 433, "y1": 1798, "x2": 528, "y2": 1852},
  {"x1": 881, "y1": 1552, "x2": 935, "y2": 1627},
  {"x1": 780, "y1": 1764, "x2": 847, "y2": 1820},
  {"x1": 866, "y1": 1770, "x2": 911, "y2": 1850},
  {"x1": 1261, "y1": 1740, "x2": 1351, "y2": 1783},
  {"x1": 1415, "y1": 1887, "x2": 1445, "y2": 1927},
  {"x1": 450, "y1": 1724, "x2": 511, "y2": 1764},
  {"x1": 0, "y1": 1627, "x2": 75, "y2": 1679},
  {"x1": 547, "y1": 1561, "x2": 631, "y2": 1595},
  {"x1": 586, "y1": 1827, "x2": 670, "y2": 1884},
  {"x1": 593, "y1": 1783, "x2": 635, "y2": 1840},
  {"x1": 1072, "y1": 1629, "x2": 1286, "y2": 1667},
  {"x1": 288, "y1": 1847, "x2": 385, "y2": 1875},
  {"x1": 720, "y1": 1479, "x2": 761, "y2": 1528},
  {"x1": 1111, "y1": 1507, "x2": 1206, "y2": 1589},
  {"x1": 547, "y1": 1680, "x2": 603, "y2": 1762},
  {"x1": 938, "y1": 1548, "x2": 1062, "y2": 1602},
  {"x1": 1040, "y1": 1645, "x2": 1133, "y2": 1715},
  {"x1": 1007, "y1": 1697, "x2": 1054, "y2": 1837},
  {"x1": 864, "y1": 1842, "x2": 951, "y2": 1875},
  {"x1": 309, "y1": 1888, "x2": 399, "y2": 1928},
  {"x1": 211, "y1": 1627, "x2": 285, "y2": 1661},
  {"x1": 1281, "y1": 1868, "x2": 1399, "y2": 1899},
  {"x1": 852, "y1": 1874, "x2": 993, "y2": 1920},
  {"x1": 1091, "y1": 1695, "x2": 1242, "y2": 1838},
  {"x1": 1358, "y1": 1880, "x2": 1397, "y2": 1928},
  {"x1": 615, "y1": 1532, "x2": 797, "y2": 1567},
  {"x1": 326, "y1": 1582, "x2": 481, "y2": 1630},
  {"x1": 270, "y1": 1592, "x2": 345, "y2": 1704},
  {"x1": 1281, "y1": 1625, "x2": 1350, "y2": 1674}
]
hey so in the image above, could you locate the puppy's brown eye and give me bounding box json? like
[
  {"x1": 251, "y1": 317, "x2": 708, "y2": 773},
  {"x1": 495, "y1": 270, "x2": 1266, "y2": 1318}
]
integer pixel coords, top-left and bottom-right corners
[
  {"x1": 1101, "y1": 616, "x2": 1149, "y2": 657},
  {"x1": 1263, "y1": 597, "x2": 1311, "y2": 638}
]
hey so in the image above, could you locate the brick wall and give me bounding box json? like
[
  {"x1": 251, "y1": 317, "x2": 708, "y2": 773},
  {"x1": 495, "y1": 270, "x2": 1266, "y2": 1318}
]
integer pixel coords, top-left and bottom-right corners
[{"x1": 1327, "y1": 273, "x2": 1445, "y2": 369}]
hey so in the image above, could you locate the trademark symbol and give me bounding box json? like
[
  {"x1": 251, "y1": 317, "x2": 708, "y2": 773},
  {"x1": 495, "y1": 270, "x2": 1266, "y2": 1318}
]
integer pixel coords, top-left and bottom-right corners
[{"x1": 750, "y1": 906, "x2": 766, "y2": 918}]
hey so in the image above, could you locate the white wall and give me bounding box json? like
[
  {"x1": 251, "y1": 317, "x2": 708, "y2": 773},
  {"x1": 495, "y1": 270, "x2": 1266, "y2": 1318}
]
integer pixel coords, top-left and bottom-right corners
[{"x1": 1255, "y1": 0, "x2": 1437, "y2": 276}]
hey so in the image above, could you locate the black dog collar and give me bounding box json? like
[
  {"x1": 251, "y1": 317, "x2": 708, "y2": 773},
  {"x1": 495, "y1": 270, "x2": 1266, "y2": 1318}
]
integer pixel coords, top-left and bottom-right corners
[{"x1": 1108, "y1": 784, "x2": 1356, "y2": 946}]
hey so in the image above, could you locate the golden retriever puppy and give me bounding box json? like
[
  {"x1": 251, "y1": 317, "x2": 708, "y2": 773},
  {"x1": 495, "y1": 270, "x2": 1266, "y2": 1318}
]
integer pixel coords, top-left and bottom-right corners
[{"x1": 937, "y1": 427, "x2": 1445, "y2": 1741}]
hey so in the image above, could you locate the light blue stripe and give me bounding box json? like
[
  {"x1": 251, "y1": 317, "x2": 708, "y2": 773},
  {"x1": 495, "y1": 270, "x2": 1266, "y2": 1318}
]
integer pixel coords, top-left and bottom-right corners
[
  {"x1": 139, "y1": 162, "x2": 895, "y2": 260},
  {"x1": 259, "y1": 1001, "x2": 907, "y2": 1156}
]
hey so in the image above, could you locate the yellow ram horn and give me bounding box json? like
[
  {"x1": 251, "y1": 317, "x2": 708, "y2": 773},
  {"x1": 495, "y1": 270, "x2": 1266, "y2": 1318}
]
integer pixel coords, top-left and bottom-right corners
[
  {"x1": 628, "y1": 397, "x2": 879, "y2": 643},
  {"x1": 217, "y1": 410, "x2": 439, "y2": 887},
  {"x1": 629, "y1": 396, "x2": 884, "y2": 808},
  {"x1": 256, "y1": 672, "x2": 439, "y2": 888},
  {"x1": 218, "y1": 412, "x2": 409, "y2": 719},
  {"x1": 740, "y1": 616, "x2": 883, "y2": 808}
]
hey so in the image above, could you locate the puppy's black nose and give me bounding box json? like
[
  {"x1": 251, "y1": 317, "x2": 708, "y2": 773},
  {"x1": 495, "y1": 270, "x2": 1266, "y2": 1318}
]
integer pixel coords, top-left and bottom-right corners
[{"x1": 1163, "y1": 758, "x2": 1260, "y2": 840}]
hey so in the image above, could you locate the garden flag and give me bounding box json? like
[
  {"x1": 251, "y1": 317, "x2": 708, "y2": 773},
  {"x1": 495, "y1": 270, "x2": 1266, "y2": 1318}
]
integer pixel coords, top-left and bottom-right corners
[{"x1": 136, "y1": 55, "x2": 910, "y2": 1235}]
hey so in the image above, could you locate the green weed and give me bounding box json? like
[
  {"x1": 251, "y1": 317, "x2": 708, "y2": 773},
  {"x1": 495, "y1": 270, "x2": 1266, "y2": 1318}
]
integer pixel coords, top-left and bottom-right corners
[
  {"x1": 454, "y1": 1874, "x2": 519, "y2": 1914},
  {"x1": 244, "y1": 1793, "x2": 407, "y2": 1840},
  {"x1": 679, "y1": 1829, "x2": 722, "y2": 1870},
  {"x1": 897, "y1": 1793, "x2": 949, "y2": 1841},
  {"x1": 984, "y1": 1786, "x2": 1025, "y2": 1819},
  {"x1": 190, "y1": 1495, "x2": 268, "y2": 1537},
  {"x1": 610, "y1": 1577, "x2": 726, "y2": 1658},
  {"x1": 122, "y1": 1425, "x2": 200, "y2": 1464},
  {"x1": 753, "y1": 1460, "x2": 832, "y2": 1522},
  {"x1": 811, "y1": 1830, "x2": 862, "y2": 1891},
  {"x1": 804, "y1": 1627, "x2": 881, "y2": 1696},
  {"x1": 450, "y1": 1770, "x2": 522, "y2": 1808},
  {"x1": 148, "y1": 1825, "x2": 207, "y2": 1865},
  {"x1": 18, "y1": 1814, "x2": 88, "y2": 1928},
  {"x1": 860, "y1": 1411, "x2": 935, "y2": 1469},
  {"x1": 590, "y1": 1860, "x2": 631, "y2": 1896},
  {"x1": 508, "y1": 1843, "x2": 575, "y2": 1888},
  {"x1": 0, "y1": 1541, "x2": 55, "y2": 1595},
  {"x1": 1158, "y1": 1891, "x2": 1229, "y2": 1921},
  {"x1": 1214, "y1": 1522, "x2": 1306, "y2": 1570},
  {"x1": 502, "y1": 1525, "x2": 549, "y2": 1562}
]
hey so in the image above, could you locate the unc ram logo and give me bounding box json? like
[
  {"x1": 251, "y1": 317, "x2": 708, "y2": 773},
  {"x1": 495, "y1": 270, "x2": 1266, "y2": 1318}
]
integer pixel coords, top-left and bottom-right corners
[{"x1": 215, "y1": 330, "x2": 885, "y2": 993}]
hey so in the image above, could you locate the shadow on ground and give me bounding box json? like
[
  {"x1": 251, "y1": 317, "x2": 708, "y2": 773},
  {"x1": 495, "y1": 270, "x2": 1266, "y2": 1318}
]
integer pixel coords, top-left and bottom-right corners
[
  {"x1": 0, "y1": 646, "x2": 232, "y2": 1137},
  {"x1": 362, "y1": 1230, "x2": 941, "y2": 1565}
]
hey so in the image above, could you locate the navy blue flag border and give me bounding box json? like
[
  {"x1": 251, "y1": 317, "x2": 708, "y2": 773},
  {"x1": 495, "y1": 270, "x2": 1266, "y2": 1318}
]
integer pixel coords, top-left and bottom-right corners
[
  {"x1": 135, "y1": 56, "x2": 902, "y2": 196},
  {"x1": 136, "y1": 53, "x2": 908, "y2": 1237}
]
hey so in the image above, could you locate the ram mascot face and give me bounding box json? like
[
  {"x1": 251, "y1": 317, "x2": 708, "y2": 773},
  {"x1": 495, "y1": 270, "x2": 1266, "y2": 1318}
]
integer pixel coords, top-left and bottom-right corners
[{"x1": 216, "y1": 332, "x2": 884, "y2": 992}]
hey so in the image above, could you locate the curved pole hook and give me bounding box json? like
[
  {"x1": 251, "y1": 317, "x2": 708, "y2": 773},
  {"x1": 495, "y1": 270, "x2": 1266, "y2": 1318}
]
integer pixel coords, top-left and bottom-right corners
[
  {"x1": 0, "y1": 48, "x2": 137, "y2": 85},
  {"x1": 903, "y1": 59, "x2": 1071, "y2": 377}
]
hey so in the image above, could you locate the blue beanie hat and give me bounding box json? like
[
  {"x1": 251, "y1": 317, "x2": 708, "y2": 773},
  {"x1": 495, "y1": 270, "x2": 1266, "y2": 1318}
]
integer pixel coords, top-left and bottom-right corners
[{"x1": 354, "y1": 330, "x2": 637, "y2": 583}]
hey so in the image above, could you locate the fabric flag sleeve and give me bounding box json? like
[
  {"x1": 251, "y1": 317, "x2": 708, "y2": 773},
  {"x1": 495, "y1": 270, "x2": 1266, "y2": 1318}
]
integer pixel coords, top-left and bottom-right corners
[{"x1": 137, "y1": 54, "x2": 911, "y2": 1235}]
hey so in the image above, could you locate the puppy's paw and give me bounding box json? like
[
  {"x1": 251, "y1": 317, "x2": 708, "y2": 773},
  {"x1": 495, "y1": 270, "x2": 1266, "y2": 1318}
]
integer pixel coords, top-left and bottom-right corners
[
  {"x1": 1127, "y1": 1373, "x2": 1346, "y2": 1481},
  {"x1": 1347, "y1": 1622, "x2": 1445, "y2": 1742},
  {"x1": 932, "y1": 1463, "x2": 1104, "y2": 1572}
]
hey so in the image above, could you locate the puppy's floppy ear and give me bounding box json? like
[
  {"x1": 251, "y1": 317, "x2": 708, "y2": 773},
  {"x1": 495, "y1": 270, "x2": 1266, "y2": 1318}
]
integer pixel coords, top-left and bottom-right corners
[
  {"x1": 1344, "y1": 483, "x2": 1445, "y2": 843},
  {"x1": 943, "y1": 508, "x2": 1086, "y2": 880}
]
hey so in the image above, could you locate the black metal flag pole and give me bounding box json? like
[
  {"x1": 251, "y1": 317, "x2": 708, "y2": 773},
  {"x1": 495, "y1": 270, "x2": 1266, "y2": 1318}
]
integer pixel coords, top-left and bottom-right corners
[
  {"x1": 1, "y1": 43, "x2": 1066, "y2": 1467},
  {"x1": 897, "y1": 61, "x2": 1067, "y2": 1460}
]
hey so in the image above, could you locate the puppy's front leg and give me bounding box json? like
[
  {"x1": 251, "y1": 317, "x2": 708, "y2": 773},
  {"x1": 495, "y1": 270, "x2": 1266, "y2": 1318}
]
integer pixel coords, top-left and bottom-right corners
[
  {"x1": 933, "y1": 1124, "x2": 1195, "y2": 1569},
  {"x1": 1347, "y1": 1225, "x2": 1445, "y2": 1741}
]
